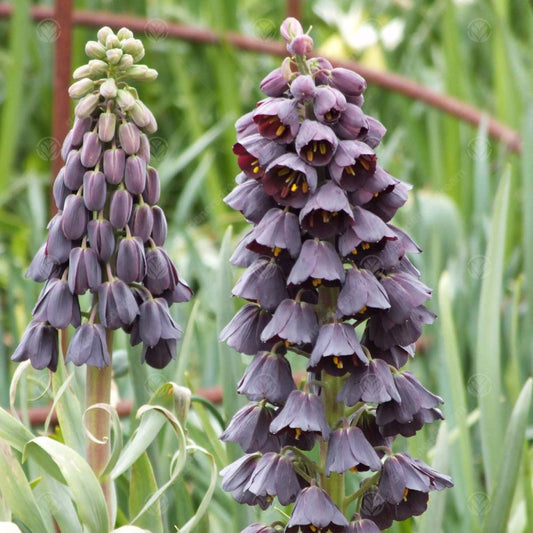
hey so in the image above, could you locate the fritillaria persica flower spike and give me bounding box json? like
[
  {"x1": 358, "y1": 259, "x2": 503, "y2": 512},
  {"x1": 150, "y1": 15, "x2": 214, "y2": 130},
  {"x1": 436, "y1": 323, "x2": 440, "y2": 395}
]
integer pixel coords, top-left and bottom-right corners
[
  {"x1": 14, "y1": 26, "x2": 191, "y2": 371},
  {"x1": 220, "y1": 17, "x2": 452, "y2": 532}
]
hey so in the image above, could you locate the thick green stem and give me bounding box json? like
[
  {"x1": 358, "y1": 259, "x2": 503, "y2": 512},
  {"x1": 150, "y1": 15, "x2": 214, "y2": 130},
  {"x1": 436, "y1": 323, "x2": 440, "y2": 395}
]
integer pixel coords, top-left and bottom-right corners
[{"x1": 86, "y1": 328, "x2": 113, "y2": 522}]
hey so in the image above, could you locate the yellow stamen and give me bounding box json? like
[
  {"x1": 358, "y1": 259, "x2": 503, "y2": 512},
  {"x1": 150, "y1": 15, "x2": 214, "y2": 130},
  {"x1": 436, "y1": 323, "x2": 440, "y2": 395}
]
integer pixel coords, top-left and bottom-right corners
[
  {"x1": 295, "y1": 428, "x2": 302, "y2": 439},
  {"x1": 291, "y1": 183, "x2": 298, "y2": 192},
  {"x1": 358, "y1": 306, "x2": 367, "y2": 314},
  {"x1": 276, "y1": 124, "x2": 286, "y2": 137},
  {"x1": 362, "y1": 242, "x2": 370, "y2": 250},
  {"x1": 332, "y1": 211, "x2": 338, "y2": 216},
  {"x1": 302, "y1": 181, "x2": 309, "y2": 193},
  {"x1": 403, "y1": 488, "x2": 409, "y2": 501},
  {"x1": 312, "y1": 278, "x2": 322, "y2": 287},
  {"x1": 360, "y1": 158, "x2": 370, "y2": 170},
  {"x1": 267, "y1": 117, "x2": 278, "y2": 124},
  {"x1": 322, "y1": 212, "x2": 330, "y2": 223},
  {"x1": 333, "y1": 356, "x2": 343, "y2": 369},
  {"x1": 349, "y1": 466, "x2": 358, "y2": 473},
  {"x1": 279, "y1": 167, "x2": 291, "y2": 176},
  {"x1": 307, "y1": 150, "x2": 314, "y2": 162},
  {"x1": 253, "y1": 165, "x2": 260, "y2": 174},
  {"x1": 351, "y1": 249, "x2": 358, "y2": 255},
  {"x1": 345, "y1": 166, "x2": 355, "y2": 175},
  {"x1": 313, "y1": 141, "x2": 317, "y2": 151},
  {"x1": 273, "y1": 247, "x2": 282, "y2": 257},
  {"x1": 374, "y1": 192, "x2": 379, "y2": 198},
  {"x1": 310, "y1": 526, "x2": 317, "y2": 532},
  {"x1": 325, "y1": 112, "x2": 332, "y2": 121},
  {"x1": 284, "y1": 340, "x2": 292, "y2": 347},
  {"x1": 319, "y1": 142, "x2": 327, "y2": 155}
]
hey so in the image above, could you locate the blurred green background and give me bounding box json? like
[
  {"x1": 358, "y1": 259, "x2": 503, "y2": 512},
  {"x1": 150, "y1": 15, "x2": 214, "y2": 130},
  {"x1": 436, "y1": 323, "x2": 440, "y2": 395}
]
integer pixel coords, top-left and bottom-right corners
[{"x1": 0, "y1": 0, "x2": 532, "y2": 532}]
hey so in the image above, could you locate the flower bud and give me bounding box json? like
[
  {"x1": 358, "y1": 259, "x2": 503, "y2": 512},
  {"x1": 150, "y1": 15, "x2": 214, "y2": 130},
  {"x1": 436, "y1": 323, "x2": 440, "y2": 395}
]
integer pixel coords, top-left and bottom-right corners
[
  {"x1": 87, "y1": 219, "x2": 115, "y2": 262},
  {"x1": 97, "y1": 26, "x2": 114, "y2": 45},
  {"x1": 116, "y1": 89, "x2": 135, "y2": 111},
  {"x1": 105, "y1": 33, "x2": 121, "y2": 50},
  {"x1": 110, "y1": 189, "x2": 133, "y2": 228},
  {"x1": 75, "y1": 93, "x2": 100, "y2": 118},
  {"x1": 71, "y1": 117, "x2": 92, "y2": 147},
  {"x1": 45, "y1": 214, "x2": 72, "y2": 264},
  {"x1": 98, "y1": 112, "x2": 117, "y2": 142},
  {"x1": 260, "y1": 66, "x2": 290, "y2": 97},
  {"x1": 138, "y1": 133, "x2": 150, "y2": 162},
  {"x1": 124, "y1": 155, "x2": 146, "y2": 194},
  {"x1": 83, "y1": 170, "x2": 107, "y2": 211},
  {"x1": 143, "y1": 112, "x2": 158, "y2": 134},
  {"x1": 81, "y1": 131, "x2": 102, "y2": 168},
  {"x1": 98, "y1": 279, "x2": 139, "y2": 329},
  {"x1": 68, "y1": 247, "x2": 102, "y2": 294},
  {"x1": 64, "y1": 150, "x2": 85, "y2": 190},
  {"x1": 131, "y1": 204, "x2": 154, "y2": 242},
  {"x1": 61, "y1": 130, "x2": 73, "y2": 162},
  {"x1": 330, "y1": 67, "x2": 367, "y2": 97},
  {"x1": 103, "y1": 147, "x2": 126, "y2": 185},
  {"x1": 65, "y1": 323, "x2": 110, "y2": 368},
  {"x1": 88, "y1": 59, "x2": 108, "y2": 78},
  {"x1": 62, "y1": 194, "x2": 88, "y2": 240},
  {"x1": 85, "y1": 40, "x2": 107, "y2": 59},
  {"x1": 128, "y1": 100, "x2": 152, "y2": 128},
  {"x1": 121, "y1": 38, "x2": 145, "y2": 61},
  {"x1": 290, "y1": 74, "x2": 316, "y2": 101},
  {"x1": 106, "y1": 48, "x2": 123, "y2": 65},
  {"x1": 287, "y1": 34, "x2": 314, "y2": 56},
  {"x1": 69, "y1": 78, "x2": 95, "y2": 99},
  {"x1": 33, "y1": 278, "x2": 81, "y2": 330},
  {"x1": 143, "y1": 167, "x2": 160, "y2": 204},
  {"x1": 117, "y1": 27, "x2": 134, "y2": 41},
  {"x1": 124, "y1": 65, "x2": 157, "y2": 81},
  {"x1": 151, "y1": 206, "x2": 167, "y2": 246},
  {"x1": 119, "y1": 122, "x2": 141, "y2": 154},
  {"x1": 53, "y1": 167, "x2": 71, "y2": 210},
  {"x1": 145, "y1": 247, "x2": 179, "y2": 295},
  {"x1": 72, "y1": 64, "x2": 91, "y2": 80},
  {"x1": 280, "y1": 17, "x2": 303, "y2": 43},
  {"x1": 100, "y1": 78, "x2": 118, "y2": 99},
  {"x1": 118, "y1": 53, "x2": 134, "y2": 69},
  {"x1": 116, "y1": 237, "x2": 146, "y2": 283}
]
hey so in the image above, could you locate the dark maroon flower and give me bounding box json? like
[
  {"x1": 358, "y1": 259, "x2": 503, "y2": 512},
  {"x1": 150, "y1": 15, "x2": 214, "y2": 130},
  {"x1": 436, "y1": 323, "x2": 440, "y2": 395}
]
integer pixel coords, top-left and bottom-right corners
[
  {"x1": 162, "y1": 278, "x2": 193, "y2": 305},
  {"x1": 338, "y1": 359, "x2": 400, "y2": 406},
  {"x1": 62, "y1": 194, "x2": 88, "y2": 240},
  {"x1": 223, "y1": 177, "x2": 276, "y2": 224},
  {"x1": 220, "y1": 402, "x2": 281, "y2": 453},
  {"x1": 230, "y1": 231, "x2": 260, "y2": 268},
  {"x1": 97, "y1": 278, "x2": 139, "y2": 329},
  {"x1": 252, "y1": 97, "x2": 300, "y2": 143},
  {"x1": 261, "y1": 299, "x2": 318, "y2": 347},
  {"x1": 143, "y1": 166, "x2": 160, "y2": 204},
  {"x1": 220, "y1": 304, "x2": 272, "y2": 355},
  {"x1": 83, "y1": 170, "x2": 107, "y2": 211},
  {"x1": 87, "y1": 219, "x2": 115, "y2": 262},
  {"x1": 270, "y1": 390, "x2": 330, "y2": 441},
  {"x1": 286, "y1": 485, "x2": 348, "y2": 533},
  {"x1": 329, "y1": 140, "x2": 376, "y2": 192},
  {"x1": 345, "y1": 518, "x2": 381, "y2": 533},
  {"x1": 247, "y1": 207, "x2": 301, "y2": 258},
  {"x1": 246, "y1": 452, "x2": 303, "y2": 505},
  {"x1": 362, "y1": 180, "x2": 411, "y2": 222},
  {"x1": 68, "y1": 246, "x2": 102, "y2": 294},
  {"x1": 12, "y1": 321, "x2": 59, "y2": 371},
  {"x1": 313, "y1": 86, "x2": 347, "y2": 124},
  {"x1": 26, "y1": 244, "x2": 56, "y2": 283},
  {"x1": 233, "y1": 134, "x2": 285, "y2": 179},
  {"x1": 64, "y1": 149, "x2": 85, "y2": 189},
  {"x1": 299, "y1": 182, "x2": 353, "y2": 238},
  {"x1": 236, "y1": 111, "x2": 257, "y2": 140},
  {"x1": 232, "y1": 258, "x2": 288, "y2": 311},
  {"x1": 337, "y1": 267, "x2": 390, "y2": 318},
  {"x1": 110, "y1": 189, "x2": 133, "y2": 229},
  {"x1": 144, "y1": 246, "x2": 179, "y2": 295},
  {"x1": 151, "y1": 205, "x2": 167, "y2": 246},
  {"x1": 116, "y1": 236, "x2": 146, "y2": 283},
  {"x1": 45, "y1": 213, "x2": 72, "y2": 264},
  {"x1": 237, "y1": 350, "x2": 295, "y2": 405},
  {"x1": 361, "y1": 116, "x2": 386, "y2": 148},
  {"x1": 65, "y1": 322, "x2": 110, "y2": 368},
  {"x1": 287, "y1": 239, "x2": 345, "y2": 287},
  {"x1": 33, "y1": 278, "x2": 81, "y2": 329},
  {"x1": 308, "y1": 322, "x2": 367, "y2": 375},
  {"x1": 220, "y1": 454, "x2": 269, "y2": 509},
  {"x1": 103, "y1": 147, "x2": 126, "y2": 185},
  {"x1": 131, "y1": 204, "x2": 154, "y2": 242},
  {"x1": 53, "y1": 167, "x2": 71, "y2": 210},
  {"x1": 295, "y1": 119, "x2": 338, "y2": 166},
  {"x1": 334, "y1": 103, "x2": 368, "y2": 140},
  {"x1": 325, "y1": 426, "x2": 381, "y2": 474},
  {"x1": 141, "y1": 337, "x2": 177, "y2": 369},
  {"x1": 263, "y1": 153, "x2": 317, "y2": 208},
  {"x1": 132, "y1": 297, "x2": 181, "y2": 347}
]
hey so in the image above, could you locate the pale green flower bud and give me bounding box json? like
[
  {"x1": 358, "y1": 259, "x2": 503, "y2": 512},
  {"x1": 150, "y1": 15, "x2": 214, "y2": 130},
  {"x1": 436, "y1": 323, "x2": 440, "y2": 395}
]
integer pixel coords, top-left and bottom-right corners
[
  {"x1": 144, "y1": 112, "x2": 158, "y2": 134},
  {"x1": 123, "y1": 65, "x2": 157, "y2": 82},
  {"x1": 88, "y1": 59, "x2": 108, "y2": 78},
  {"x1": 121, "y1": 38, "x2": 145, "y2": 61},
  {"x1": 117, "y1": 27, "x2": 134, "y2": 41},
  {"x1": 85, "y1": 40, "x2": 106, "y2": 59},
  {"x1": 69, "y1": 78, "x2": 95, "y2": 99},
  {"x1": 74, "y1": 93, "x2": 100, "y2": 118},
  {"x1": 119, "y1": 54, "x2": 134, "y2": 69},
  {"x1": 129, "y1": 100, "x2": 151, "y2": 128},
  {"x1": 72, "y1": 64, "x2": 91, "y2": 80},
  {"x1": 106, "y1": 48, "x2": 123, "y2": 65},
  {"x1": 97, "y1": 26, "x2": 114, "y2": 45},
  {"x1": 100, "y1": 78, "x2": 118, "y2": 99},
  {"x1": 105, "y1": 33, "x2": 121, "y2": 50},
  {"x1": 116, "y1": 89, "x2": 135, "y2": 111},
  {"x1": 98, "y1": 112, "x2": 117, "y2": 142}
]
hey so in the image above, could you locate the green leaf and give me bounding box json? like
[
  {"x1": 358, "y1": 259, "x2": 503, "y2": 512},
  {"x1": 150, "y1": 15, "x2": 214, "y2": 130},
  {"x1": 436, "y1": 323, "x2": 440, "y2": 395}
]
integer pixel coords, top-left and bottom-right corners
[
  {"x1": 129, "y1": 453, "x2": 163, "y2": 533},
  {"x1": 476, "y1": 168, "x2": 510, "y2": 489},
  {"x1": 0, "y1": 441, "x2": 50, "y2": 533},
  {"x1": 482, "y1": 378, "x2": 532, "y2": 533},
  {"x1": 23, "y1": 437, "x2": 109, "y2": 533},
  {"x1": 0, "y1": 407, "x2": 34, "y2": 453}
]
